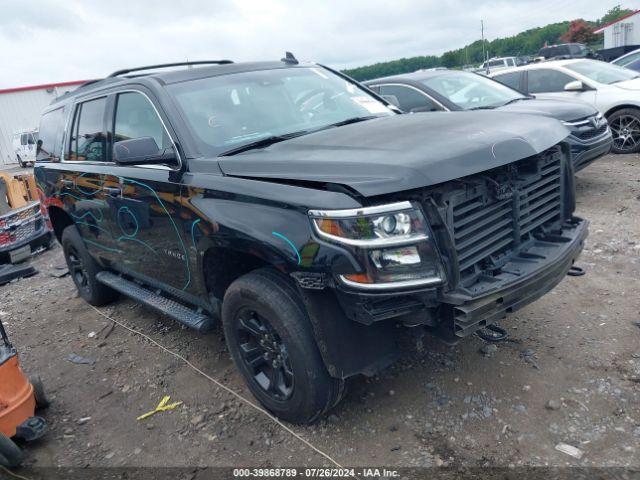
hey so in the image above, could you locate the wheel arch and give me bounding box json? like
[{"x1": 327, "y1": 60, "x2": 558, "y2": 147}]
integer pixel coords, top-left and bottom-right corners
[
  {"x1": 48, "y1": 205, "x2": 74, "y2": 242},
  {"x1": 603, "y1": 103, "x2": 640, "y2": 118}
]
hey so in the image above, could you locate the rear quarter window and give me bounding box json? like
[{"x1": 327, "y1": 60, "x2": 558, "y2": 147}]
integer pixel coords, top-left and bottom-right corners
[{"x1": 36, "y1": 107, "x2": 66, "y2": 161}]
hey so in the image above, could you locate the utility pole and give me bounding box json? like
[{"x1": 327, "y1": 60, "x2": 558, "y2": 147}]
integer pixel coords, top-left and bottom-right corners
[{"x1": 481, "y1": 20, "x2": 486, "y2": 63}]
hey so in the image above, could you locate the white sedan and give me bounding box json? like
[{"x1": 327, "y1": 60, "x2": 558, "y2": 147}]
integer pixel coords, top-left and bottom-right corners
[{"x1": 490, "y1": 59, "x2": 640, "y2": 153}]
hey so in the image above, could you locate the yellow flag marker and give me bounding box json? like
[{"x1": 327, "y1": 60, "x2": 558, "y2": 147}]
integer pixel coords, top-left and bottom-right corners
[{"x1": 137, "y1": 395, "x2": 183, "y2": 421}]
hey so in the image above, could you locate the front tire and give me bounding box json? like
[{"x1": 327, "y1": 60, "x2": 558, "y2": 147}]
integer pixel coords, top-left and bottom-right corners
[
  {"x1": 61, "y1": 225, "x2": 118, "y2": 306},
  {"x1": 608, "y1": 108, "x2": 640, "y2": 154},
  {"x1": 16, "y1": 155, "x2": 24, "y2": 168},
  {"x1": 222, "y1": 268, "x2": 344, "y2": 424}
]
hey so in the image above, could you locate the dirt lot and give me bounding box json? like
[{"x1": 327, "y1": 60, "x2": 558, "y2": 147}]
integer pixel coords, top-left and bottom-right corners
[{"x1": 1, "y1": 153, "x2": 639, "y2": 474}]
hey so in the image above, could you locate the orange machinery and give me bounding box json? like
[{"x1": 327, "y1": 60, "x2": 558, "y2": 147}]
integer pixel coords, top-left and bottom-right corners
[{"x1": 0, "y1": 317, "x2": 47, "y2": 468}]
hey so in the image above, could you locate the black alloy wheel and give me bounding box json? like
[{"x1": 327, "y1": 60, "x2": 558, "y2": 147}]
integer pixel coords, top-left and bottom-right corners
[
  {"x1": 609, "y1": 109, "x2": 640, "y2": 153},
  {"x1": 236, "y1": 308, "x2": 294, "y2": 401},
  {"x1": 67, "y1": 244, "x2": 91, "y2": 296}
]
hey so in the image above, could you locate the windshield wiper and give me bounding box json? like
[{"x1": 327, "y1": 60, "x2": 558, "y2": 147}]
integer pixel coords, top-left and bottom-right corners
[
  {"x1": 219, "y1": 130, "x2": 310, "y2": 156},
  {"x1": 468, "y1": 105, "x2": 496, "y2": 110},
  {"x1": 310, "y1": 116, "x2": 379, "y2": 132},
  {"x1": 501, "y1": 97, "x2": 532, "y2": 106}
]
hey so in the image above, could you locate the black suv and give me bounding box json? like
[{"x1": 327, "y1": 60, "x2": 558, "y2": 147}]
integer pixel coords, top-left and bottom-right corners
[
  {"x1": 35, "y1": 58, "x2": 588, "y2": 423},
  {"x1": 538, "y1": 43, "x2": 600, "y2": 60}
]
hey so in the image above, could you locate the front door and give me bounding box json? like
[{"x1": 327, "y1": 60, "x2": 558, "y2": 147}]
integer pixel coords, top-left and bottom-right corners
[{"x1": 101, "y1": 90, "x2": 190, "y2": 291}]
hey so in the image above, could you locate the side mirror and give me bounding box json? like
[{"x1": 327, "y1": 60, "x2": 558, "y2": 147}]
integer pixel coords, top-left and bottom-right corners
[
  {"x1": 380, "y1": 94, "x2": 400, "y2": 108},
  {"x1": 113, "y1": 137, "x2": 177, "y2": 166},
  {"x1": 564, "y1": 80, "x2": 588, "y2": 92}
]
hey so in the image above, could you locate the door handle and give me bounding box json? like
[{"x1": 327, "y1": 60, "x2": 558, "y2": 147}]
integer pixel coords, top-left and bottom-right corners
[
  {"x1": 103, "y1": 186, "x2": 121, "y2": 196},
  {"x1": 62, "y1": 179, "x2": 74, "y2": 188}
]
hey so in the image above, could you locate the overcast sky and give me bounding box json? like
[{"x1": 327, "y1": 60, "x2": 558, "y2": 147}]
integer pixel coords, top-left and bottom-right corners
[{"x1": 0, "y1": 0, "x2": 635, "y2": 88}]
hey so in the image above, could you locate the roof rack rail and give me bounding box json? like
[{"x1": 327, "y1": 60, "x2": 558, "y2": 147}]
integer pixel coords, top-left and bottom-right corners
[{"x1": 108, "y1": 60, "x2": 234, "y2": 78}]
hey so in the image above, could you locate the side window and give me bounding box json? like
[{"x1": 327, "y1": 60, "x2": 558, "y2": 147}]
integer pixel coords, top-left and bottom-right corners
[
  {"x1": 493, "y1": 72, "x2": 523, "y2": 92},
  {"x1": 20, "y1": 134, "x2": 27, "y2": 146},
  {"x1": 36, "y1": 107, "x2": 66, "y2": 161},
  {"x1": 113, "y1": 92, "x2": 169, "y2": 151},
  {"x1": 527, "y1": 69, "x2": 575, "y2": 93},
  {"x1": 69, "y1": 97, "x2": 107, "y2": 161},
  {"x1": 378, "y1": 85, "x2": 442, "y2": 112}
]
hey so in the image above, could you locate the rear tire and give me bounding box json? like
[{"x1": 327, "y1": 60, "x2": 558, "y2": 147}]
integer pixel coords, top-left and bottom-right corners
[
  {"x1": 222, "y1": 268, "x2": 344, "y2": 424},
  {"x1": 0, "y1": 434, "x2": 23, "y2": 468},
  {"x1": 608, "y1": 108, "x2": 640, "y2": 154},
  {"x1": 61, "y1": 225, "x2": 118, "y2": 306}
]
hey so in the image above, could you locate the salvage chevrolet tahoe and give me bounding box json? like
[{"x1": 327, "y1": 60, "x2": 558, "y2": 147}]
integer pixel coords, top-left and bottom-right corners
[{"x1": 34, "y1": 57, "x2": 588, "y2": 424}]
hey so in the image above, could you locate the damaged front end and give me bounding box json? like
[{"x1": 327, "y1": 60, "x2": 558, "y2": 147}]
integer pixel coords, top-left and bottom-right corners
[{"x1": 323, "y1": 143, "x2": 587, "y2": 345}]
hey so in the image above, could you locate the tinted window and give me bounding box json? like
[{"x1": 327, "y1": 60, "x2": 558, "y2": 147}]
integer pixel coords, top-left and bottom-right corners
[
  {"x1": 69, "y1": 97, "x2": 107, "y2": 161},
  {"x1": 421, "y1": 71, "x2": 523, "y2": 110},
  {"x1": 37, "y1": 107, "x2": 66, "y2": 161},
  {"x1": 527, "y1": 69, "x2": 575, "y2": 93},
  {"x1": 493, "y1": 72, "x2": 522, "y2": 91},
  {"x1": 114, "y1": 92, "x2": 169, "y2": 151},
  {"x1": 488, "y1": 60, "x2": 504, "y2": 67},
  {"x1": 378, "y1": 85, "x2": 442, "y2": 112}
]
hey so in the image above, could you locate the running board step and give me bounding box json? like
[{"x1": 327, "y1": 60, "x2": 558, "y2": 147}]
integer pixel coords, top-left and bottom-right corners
[{"x1": 96, "y1": 271, "x2": 215, "y2": 333}]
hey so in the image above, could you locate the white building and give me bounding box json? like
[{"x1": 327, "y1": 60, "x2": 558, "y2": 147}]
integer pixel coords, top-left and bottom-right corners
[
  {"x1": 594, "y1": 10, "x2": 640, "y2": 49},
  {"x1": 0, "y1": 80, "x2": 85, "y2": 166}
]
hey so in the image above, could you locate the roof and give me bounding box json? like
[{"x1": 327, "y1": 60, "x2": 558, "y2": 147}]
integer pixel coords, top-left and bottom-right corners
[
  {"x1": 594, "y1": 10, "x2": 640, "y2": 33},
  {"x1": 487, "y1": 59, "x2": 585, "y2": 76},
  {"x1": 49, "y1": 61, "x2": 311, "y2": 105},
  {"x1": 0, "y1": 80, "x2": 88, "y2": 95}
]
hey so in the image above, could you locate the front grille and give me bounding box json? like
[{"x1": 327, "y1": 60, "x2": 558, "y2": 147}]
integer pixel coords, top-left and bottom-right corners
[
  {"x1": 0, "y1": 203, "x2": 42, "y2": 248},
  {"x1": 445, "y1": 147, "x2": 564, "y2": 280},
  {"x1": 574, "y1": 123, "x2": 608, "y2": 141}
]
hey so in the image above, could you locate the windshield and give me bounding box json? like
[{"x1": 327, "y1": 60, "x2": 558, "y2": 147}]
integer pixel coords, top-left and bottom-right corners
[
  {"x1": 420, "y1": 71, "x2": 525, "y2": 110},
  {"x1": 168, "y1": 66, "x2": 394, "y2": 155},
  {"x1": 565, "y1": 60, "x2": 639, "y2": 84}
]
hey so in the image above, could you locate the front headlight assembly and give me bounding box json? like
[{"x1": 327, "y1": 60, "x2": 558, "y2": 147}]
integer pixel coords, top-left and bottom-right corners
[{"x1": 308, "y1": 201, "x2": 446, "y2": 290}]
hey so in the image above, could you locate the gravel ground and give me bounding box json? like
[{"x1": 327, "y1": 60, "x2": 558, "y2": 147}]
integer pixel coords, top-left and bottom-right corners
[{"x1": 1, "y1": 153, "x2": 639, "y2": 473}]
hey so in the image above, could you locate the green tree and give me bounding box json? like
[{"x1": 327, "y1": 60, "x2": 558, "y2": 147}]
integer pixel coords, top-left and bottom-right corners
[{"x1": 598, "y1": 5, "x2": 634, "y2": 26}]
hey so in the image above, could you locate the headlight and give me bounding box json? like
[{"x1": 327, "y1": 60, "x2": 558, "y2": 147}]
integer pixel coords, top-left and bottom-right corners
[{"x1": 308, "y1": 201, "x2": 445, "y2": 289}]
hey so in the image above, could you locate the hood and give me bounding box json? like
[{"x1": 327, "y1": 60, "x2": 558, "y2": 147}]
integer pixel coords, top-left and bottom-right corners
[
  {"x1": 496, "y1": 97, "x2": 597, "y2": 122},
  {"x1": 218, "y1": 112, "x2": 570, "y2": 197},
  {"x1": 612, "y1": 77, "x2": 640, "y2": 91}
]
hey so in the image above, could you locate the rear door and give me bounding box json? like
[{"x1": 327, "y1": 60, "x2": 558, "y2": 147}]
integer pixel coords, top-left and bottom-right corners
[
  {"x1": 60, "y1": 96, "x2": 118, "y2": 260},
  {"x1": 100, "y1": 89, "x2": 191, "y2": 291}
]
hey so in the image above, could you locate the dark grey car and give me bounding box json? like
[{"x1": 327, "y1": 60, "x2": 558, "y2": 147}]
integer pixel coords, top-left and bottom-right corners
[{"x1": 365, "y1": 69, "x2": 612, "y2": 172}]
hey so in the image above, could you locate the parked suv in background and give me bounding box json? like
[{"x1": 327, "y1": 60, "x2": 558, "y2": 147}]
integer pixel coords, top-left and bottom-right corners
[
  {"x1": 538, "y1": 43, "x2": 600, "y2": 60},
  {"x1": 491, "y1": 59, "x2": 640, "y2": 153},
  {"x1": 365, "y1": 69, "x2": 611, "y2": 171},
  {"x1": 35, "y1": 57, "x2": 587, "y2": 423}
]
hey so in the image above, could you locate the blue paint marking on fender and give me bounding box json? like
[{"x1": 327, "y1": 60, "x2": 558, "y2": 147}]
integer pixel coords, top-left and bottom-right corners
[
  {"x1": 271, "y1": 231, "x2": 301, "y2": 266},
  {"x1": 190, "y1": 219, "x2": 201, "y2": 248},
  {"x1": 117, "y1": 206, "x2": 139, "y2": 238},
  {"x1": 84, "y1": 239, "x2": 122, "y2": 254},
  {"x1": 117, "y1": 236, "x2": 158, "y2": 255}
]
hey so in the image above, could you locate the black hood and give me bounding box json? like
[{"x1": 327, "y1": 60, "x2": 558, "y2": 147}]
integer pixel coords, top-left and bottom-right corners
[
  {"x1": 496, "y1": 97, "x2": 598, "y2": 122},
  {"x1": 218, "y1": 111, "x2": 570, "y2": 197}
]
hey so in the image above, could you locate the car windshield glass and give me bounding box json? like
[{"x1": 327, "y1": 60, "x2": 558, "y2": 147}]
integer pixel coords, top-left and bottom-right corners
[
  {"x1": 420, "y1": 71, "x2": 524, "y2": 110},
  {"x1": 168, "y1": 67, "x2": 394, "y2": 155},
  {"x1": 565, "y1": 60, "x2": 639, "y2": 84}
]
